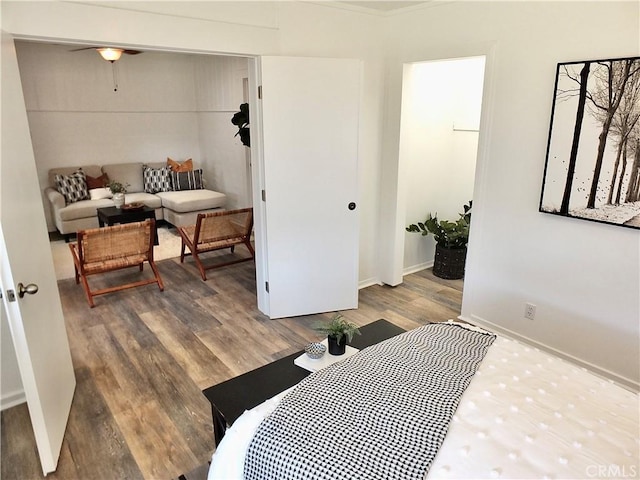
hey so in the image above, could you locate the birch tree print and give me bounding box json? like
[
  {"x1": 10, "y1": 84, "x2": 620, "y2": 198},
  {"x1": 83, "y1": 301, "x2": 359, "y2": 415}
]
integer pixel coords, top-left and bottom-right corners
[{"x1": 540, "y1": 56, "x2": 640, "y2": 229}]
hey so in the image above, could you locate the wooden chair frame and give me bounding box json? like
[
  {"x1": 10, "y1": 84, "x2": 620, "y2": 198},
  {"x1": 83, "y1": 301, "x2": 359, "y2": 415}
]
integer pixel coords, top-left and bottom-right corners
[
  {"x1": 177, "y1": 208, "x2": 254, "y2": 280},
  {"x1": 69, "y1": 219, "x2": 164, "y2": 307}
]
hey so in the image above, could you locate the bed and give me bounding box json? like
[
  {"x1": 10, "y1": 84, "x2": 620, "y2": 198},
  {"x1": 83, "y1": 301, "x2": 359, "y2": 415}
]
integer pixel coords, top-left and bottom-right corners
[{"x1": 208, "y1": 322, "x2": 639, "y2": 480}]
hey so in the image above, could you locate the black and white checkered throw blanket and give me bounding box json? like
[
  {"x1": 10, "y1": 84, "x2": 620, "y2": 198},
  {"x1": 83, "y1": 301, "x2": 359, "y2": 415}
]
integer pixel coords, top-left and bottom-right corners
[{"x1": 244, "y1": 323, "x2": 496, "y2": 480}]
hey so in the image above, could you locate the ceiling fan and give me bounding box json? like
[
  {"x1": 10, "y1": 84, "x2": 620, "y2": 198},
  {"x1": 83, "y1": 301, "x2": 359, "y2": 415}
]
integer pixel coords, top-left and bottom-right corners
[
  {"x1": 70, "y1": 46, "x2": 143, "y2": 63},
  {"x1": 70, "y1": 47, "x2": 142, "y2": 92}
]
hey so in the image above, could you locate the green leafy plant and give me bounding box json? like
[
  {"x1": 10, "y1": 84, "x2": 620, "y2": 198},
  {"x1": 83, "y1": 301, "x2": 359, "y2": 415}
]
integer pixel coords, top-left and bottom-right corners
[
  {"x1": 314, "y1": 313, "x2": 360, "y2": 344},
  {"x1": 231, "y1": 103, "x2": 250, "y2": 147},
  {"x1": 406, "y1": 201, "x2": 472, "y2": 249},
  {"x1": 107, "y1": 180, "x2": 129, "y2": 194}
]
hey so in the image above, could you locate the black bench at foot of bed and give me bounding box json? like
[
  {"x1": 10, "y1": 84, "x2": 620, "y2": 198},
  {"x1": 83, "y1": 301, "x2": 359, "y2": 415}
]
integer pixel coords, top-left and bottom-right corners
[{"x1": 202, "y1": 319, "x2": 406, "y2": 446}]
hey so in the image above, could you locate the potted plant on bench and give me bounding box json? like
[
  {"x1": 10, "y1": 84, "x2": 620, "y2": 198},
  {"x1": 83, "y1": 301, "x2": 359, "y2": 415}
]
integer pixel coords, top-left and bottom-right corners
[
  {"x1": 314, "y1": 313, "x2": 360, "y2": 356},
  {"x1": 406, "y1": 201, "x2": 472, "y2": 280}
]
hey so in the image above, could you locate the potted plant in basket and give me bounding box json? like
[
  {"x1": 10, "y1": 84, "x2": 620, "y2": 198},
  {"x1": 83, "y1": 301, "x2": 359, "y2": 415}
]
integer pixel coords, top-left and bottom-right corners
[
  {"x1": 107, "y1": 180, "x2": 128, "y2": 209},
  {"x1": 314, "y1": 313, "x2": 360, "y2": 356},
  {"x1": 406, "y1": 201, "x2": 472, "y2": 280}
]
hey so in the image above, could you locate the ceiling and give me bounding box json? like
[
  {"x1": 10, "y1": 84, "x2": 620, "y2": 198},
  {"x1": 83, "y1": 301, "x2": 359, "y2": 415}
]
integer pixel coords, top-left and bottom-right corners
[{"x1": 339, "y1": 1, "x2": 427, "y2": 12}]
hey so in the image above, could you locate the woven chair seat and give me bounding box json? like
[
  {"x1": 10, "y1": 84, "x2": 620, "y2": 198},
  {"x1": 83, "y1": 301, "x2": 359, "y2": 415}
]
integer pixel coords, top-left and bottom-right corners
[
  {"x1": 177, "y1": 208, "x2": 254, "y2": 280},
  {"x1": 82, "y1": 254, "x2": 149, "y2": 274}
]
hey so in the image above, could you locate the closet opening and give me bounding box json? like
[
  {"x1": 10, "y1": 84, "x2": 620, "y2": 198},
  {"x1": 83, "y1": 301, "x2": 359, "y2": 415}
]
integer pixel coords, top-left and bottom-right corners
[{"x1": 399, "y1": 55, "x2": 486, "y2": 285}]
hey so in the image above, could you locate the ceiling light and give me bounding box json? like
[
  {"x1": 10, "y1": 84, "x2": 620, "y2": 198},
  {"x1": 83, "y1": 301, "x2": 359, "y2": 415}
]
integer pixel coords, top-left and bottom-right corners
[{"x1": 97, "y1": 48, "x2": 124, "y2": 62}]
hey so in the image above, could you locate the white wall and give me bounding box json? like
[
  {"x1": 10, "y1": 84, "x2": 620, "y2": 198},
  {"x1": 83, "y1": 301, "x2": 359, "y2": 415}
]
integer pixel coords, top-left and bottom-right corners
[
  {"x1": 385, "y1": 1, "x2": 640, "y2": 386},
  {"x1": 402, "y1": 57, "x2": 484, "y2": 272},
  {"x1": 195, "y1": 55, "x2": 252, "y2": 209},
  {"x1": 15, "y1": 41, "x2": 250, "y2": 230}
]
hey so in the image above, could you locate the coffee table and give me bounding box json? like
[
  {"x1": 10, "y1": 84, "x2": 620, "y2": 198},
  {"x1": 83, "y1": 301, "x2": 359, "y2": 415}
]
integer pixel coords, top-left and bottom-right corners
[
  {"x1": 96, "y1": 205, "x2": 158, "y2": 245},
  {"x1": 202, "y1": 319, "x2": 405, "y2": 446}
]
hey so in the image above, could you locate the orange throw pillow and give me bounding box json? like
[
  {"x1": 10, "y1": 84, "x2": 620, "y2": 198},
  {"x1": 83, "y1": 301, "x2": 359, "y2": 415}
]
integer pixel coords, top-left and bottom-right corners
[
  {"x1": 86, "y1": 173, "x2": 110, "y2": 189},
  {"x1": 167, "y1": 157, "x2": 193, "y2": 172}
]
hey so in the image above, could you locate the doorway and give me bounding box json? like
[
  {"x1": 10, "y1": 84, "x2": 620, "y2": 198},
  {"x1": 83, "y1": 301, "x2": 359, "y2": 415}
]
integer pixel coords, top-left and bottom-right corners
[{"x1": 399, "y1": 56, "x2": 486, "y2": 276}]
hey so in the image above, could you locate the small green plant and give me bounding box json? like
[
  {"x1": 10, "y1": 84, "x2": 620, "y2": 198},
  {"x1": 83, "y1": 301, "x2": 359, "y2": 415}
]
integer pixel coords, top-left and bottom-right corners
[
  {"x1": 406, "y1": 201, "x2": 472, "y2": 249},
  {"x1": 314, "y1": 313, "x2": 360, "y2": 344},
  {"x1": 107, "y1": 180, "x2": 129, "y2": 194}
]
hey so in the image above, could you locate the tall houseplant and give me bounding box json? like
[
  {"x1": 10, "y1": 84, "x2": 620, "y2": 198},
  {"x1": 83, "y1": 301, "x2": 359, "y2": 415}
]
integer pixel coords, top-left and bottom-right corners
[
  {"x1": 406, "y1": 201, "x2": 472, "y2": 279},
  {"x1": 231, "y1": 103, "x2": 250, "y2": 147}
]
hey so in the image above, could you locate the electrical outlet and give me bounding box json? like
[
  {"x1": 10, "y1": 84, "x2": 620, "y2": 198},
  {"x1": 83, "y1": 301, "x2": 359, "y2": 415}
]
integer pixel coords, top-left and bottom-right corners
[{"x1": 524, "y1": 303, "x2": 536, "y2": 320}]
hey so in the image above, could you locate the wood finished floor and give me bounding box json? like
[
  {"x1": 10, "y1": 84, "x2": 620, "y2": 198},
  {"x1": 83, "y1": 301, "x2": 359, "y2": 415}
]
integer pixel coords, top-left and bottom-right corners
[{"x1": 1, "y1": 254, "x2": 462, "y2": 480}]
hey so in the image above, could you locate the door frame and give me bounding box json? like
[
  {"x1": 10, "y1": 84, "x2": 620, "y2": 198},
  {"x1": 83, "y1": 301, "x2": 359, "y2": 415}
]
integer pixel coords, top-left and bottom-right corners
[
  {"x1": 383, "y1": 46, "x2": 497, "y2": 287},
  {"x1": 398, "y1": 55, "x2": 487, "y2": 278}
]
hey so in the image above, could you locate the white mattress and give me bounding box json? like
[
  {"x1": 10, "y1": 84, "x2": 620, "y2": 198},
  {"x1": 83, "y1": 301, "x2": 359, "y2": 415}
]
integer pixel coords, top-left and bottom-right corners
[{"x1": 208, "y1": 325, "x2": 639, "y2": 480}]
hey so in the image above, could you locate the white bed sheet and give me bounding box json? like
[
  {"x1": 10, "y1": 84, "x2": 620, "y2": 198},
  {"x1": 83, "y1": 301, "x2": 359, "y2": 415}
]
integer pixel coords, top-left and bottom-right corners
[{"x1": 208, "y1": 326, "x2": 639, "y2": 480}]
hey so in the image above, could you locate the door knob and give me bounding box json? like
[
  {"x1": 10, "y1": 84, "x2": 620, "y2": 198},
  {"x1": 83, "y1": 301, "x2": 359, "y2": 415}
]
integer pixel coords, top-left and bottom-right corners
[{"x1": 17, "y1": 283, "x2": 39, "y2": 298}]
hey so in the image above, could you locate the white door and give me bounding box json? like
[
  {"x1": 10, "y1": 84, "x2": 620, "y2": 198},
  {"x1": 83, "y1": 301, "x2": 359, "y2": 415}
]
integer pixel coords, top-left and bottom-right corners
[
  {"x1": 257, "y1": 57, "x2": 360, "y2": 318},
  {"x1": 0, "y1": 31, "x2": 76, "y2": 475}
]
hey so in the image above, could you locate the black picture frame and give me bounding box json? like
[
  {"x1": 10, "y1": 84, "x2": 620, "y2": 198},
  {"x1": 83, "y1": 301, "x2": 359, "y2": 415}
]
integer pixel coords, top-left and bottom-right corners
[{"x1": 539, "y1": 56, "x2": 640, "y2": 230}]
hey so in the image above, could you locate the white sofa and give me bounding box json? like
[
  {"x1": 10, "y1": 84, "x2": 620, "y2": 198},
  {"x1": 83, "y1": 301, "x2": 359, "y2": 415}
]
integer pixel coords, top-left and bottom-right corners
[{"x1": 45, "y1": 162, "x2": 226, "y2": 239}]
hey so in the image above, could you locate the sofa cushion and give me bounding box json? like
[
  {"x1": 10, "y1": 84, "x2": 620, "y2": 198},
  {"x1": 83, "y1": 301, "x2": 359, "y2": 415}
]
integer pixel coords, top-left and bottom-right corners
[
  {"x1": 102, "y1": 163, "x2": 144, "y2": 193},
  {"x1": 156, "y1": 189, "x2": 226, "y2": 213},
  {"x1": 55, "y1": 169, "x2": 89, "y2": 204},
  {"x1": 58, "y1": 198, "x2": 115, "y2": 221},
  {"x1": 143, "y1": 165, "x2": 172, "y2": 193},
  {"x1": 167, "y1": 157, "x2": 193, "y2": 172},
  {"x1": 170, "y1": 169, "x2": 204, "y2": 191},
  {"x1": 122, "y1": 192, "x2": 163, "y2": 209},
  {"x1": 86, "y1": 172, "x2": 110, "y2": 189}
]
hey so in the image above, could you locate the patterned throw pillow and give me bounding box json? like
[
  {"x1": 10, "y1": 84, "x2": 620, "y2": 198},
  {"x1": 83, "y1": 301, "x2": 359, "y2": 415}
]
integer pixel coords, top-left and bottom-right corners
[
  {"x1": 170, "y1": 169, "x2": 204, "y2": 191},
  {"x1": 167, "y1": 157, "x2": 193, "y2": 172},
  {"x1": 143, "y1": 165, "x2": 172, "y2": 193},
  {"x1": 54, "y1": 169, "x2": 89, "y2": 204}
]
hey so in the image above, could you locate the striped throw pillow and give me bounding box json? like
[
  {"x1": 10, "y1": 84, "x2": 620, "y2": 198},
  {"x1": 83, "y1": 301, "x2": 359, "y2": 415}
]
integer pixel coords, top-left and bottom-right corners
[{"x1": 170, "y1": 169, "x2": 204, "y2": 191}]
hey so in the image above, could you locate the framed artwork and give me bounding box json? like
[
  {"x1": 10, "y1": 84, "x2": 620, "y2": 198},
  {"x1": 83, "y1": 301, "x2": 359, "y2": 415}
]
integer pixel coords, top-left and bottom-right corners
[{"x1": 539, "y1": 56, "x2": 640, "y2": 229}]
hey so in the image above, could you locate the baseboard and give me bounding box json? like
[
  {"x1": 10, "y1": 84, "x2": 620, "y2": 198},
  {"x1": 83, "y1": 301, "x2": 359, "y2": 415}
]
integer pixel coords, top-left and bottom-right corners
[
  {"x1": 461, "y1": 313, "x2": 639, "y2": 392},
  {"x1": 403, "y1": 261, "x2": 433, "y2": 276},
  {"x1": 358, "y1": 277, "x2": 381, "y2": 289},
  {"x1": 357, "y1": 262, "x2": 434, "y2": 290},
  {"x1": 1, "y1": 389, "x2": 26, "y2": 411}
]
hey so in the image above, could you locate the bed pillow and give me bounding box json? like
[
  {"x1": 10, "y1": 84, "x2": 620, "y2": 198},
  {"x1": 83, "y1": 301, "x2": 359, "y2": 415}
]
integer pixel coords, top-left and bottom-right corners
[
  {"x1": 85, "y1": 172, "x2": 110, "y2": 189},
  {"x1": 54, "y1": 169, "x2": 89, "y2": 204},
  {"x1": 89, "y1": 188, "x2": 113, "y2": 200},
  {"x1": 170, "y1": 169, "x2": 204, "y2": 191},
  {"x1": 143, "y1": 165, "x2": 172, "y2": 193},
  {"x1": 167, "y1": 157, "x2": 193, "y2": 172}
]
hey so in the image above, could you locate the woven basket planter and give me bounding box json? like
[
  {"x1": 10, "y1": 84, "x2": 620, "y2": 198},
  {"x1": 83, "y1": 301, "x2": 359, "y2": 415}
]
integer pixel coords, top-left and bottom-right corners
[{"x1": 433, "y1": 245, "x2": 467, "y2": 280}]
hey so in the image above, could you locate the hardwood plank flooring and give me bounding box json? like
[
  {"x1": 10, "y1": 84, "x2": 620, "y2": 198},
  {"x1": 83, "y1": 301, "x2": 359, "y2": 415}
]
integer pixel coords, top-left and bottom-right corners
[{"x1": 1, "y1": 255, "x2": 462, "y2": 480}]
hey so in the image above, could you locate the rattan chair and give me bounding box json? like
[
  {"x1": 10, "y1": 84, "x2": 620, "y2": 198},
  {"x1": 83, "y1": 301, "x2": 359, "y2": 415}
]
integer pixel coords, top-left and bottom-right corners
[
  {"x1": 69, "y1": 219, "x2": 164, "y2": 307},
  {"x1": 178, "y1": 208, "x2": 254, "y2": 280}
]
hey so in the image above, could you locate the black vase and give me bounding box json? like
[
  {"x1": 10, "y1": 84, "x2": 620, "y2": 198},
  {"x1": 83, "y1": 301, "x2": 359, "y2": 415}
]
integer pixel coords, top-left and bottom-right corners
[{"x1": 327, "y1": 335, "x2": 346, "y2": 355}]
